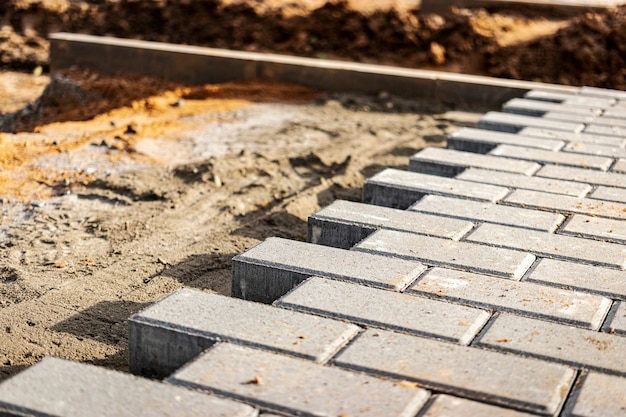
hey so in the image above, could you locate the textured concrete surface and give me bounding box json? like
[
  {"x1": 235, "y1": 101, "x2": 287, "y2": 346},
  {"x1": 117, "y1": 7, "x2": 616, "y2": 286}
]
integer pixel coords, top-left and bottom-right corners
[
  {"x1": 489, "y1": 144, "x2": 614, "y2": 170},
  {"x1": 519, "y1": 126, "x2": 626, "y2": 146},
  {"x1": 448, "y1": 127, "x2": 566, "y2": 152},
  {"x1": 563, "y1": 372, "x2": 626, "y2": 417},
  {"x1": 477, "y1": 111, "x2": 585, "y2": 133}
]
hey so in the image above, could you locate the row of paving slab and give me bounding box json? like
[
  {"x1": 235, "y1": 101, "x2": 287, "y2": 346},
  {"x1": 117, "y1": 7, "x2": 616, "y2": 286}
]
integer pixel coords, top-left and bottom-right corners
[{"x1": 1, "y1": 85, "x2": 626, "y2": 416}]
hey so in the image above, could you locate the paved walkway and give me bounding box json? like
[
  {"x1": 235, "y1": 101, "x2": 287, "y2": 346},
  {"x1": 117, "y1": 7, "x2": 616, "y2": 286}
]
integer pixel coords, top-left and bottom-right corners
[{"x1": 1, "y1": 86, "x2": 626, "y2": 416}]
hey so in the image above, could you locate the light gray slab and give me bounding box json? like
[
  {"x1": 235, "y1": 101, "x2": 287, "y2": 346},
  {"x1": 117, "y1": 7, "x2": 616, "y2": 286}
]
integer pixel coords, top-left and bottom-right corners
[
  {"x1": 333, "y1": 329, "x2": 575, "y2": 415},
  {"x1": 477, "y1": 112, "x2": 585, "y2": 133},
  {"x1": 525, "y1": 90, "x2": 614, "y2": 107},
  {"x1": 422, "y1": 395, "x2": 538, "y2": 417},
  {"x1": 602, "y1": 301, "x2": 626, "y2": 336},
  {"x1": 489, "y1": 144, "x2": 613, "y2": 171},
  {"x1": 408, "y1": 267, "x2": 611, "y2": 330},
  {"x1": 354, "y1": 229, "x2": 535, "y2": 279},
  {"x1": 169, "y1": 344, "x2": 429, "y2": 417},
  {"x1": 613, "y1": 158, "x2": 626, "y2": 173},
  {"x1": 584, "y1": 123, "x2": 626, "y2": 137},
  {"x1": 525, "y1": 258, "x2": 626, "y2": 300},
  {"x1": 580, "y1": 86, "x2": 626, "y2": 101},
  {"x1": 128, "y1": 289, "x2": 359, "y2": 377},
  {"x1": 232, "y1": 237, "x2": 426, "y2": 303},
  {"x1": 506, "y1": 188, "x2": 626, "y2": 220},
  {"x1": 475, "y1": 313, "x2": 626, "y2": 376},
  {"x1": 591, "y1": 115, "x2": 626, "y2": 127},
  {"x1": 456, "y1": 167, "x2": 591, "y2": 197},
  {"x1": 0, "y1": 357, "x2": 256, "y2": 417},
  {"x1": 590, "y1": 186, "x2": 626, "y2": 203},
  {"x1": 562, "y1": 214, "x2": 626, "y2": 243},
  {"x1": 541, "y1": 111, "x2": 596, "y2": 124},
  {"x1": 601, "y1": 107, "x2": 626, "y2": 119},
  {"x1": 409, "y1": 147, "x2": 541, "y2": 177},
  {"x1": 308, "y1": 199, "x2": 474, "y2": 249},
  {"x1": 409, "y1": 194, "x2": 565, "y2": 232},
  {"x1": 563, "y1": 142, "x2": 626, "y2": 159},
  {"x1": 277, "y1": 277, "x2": 490, "y2": 345},
  {"x1": 467, "y1": 222, "x2": 626, "y2": 269},
  {"x1": 362, "y1": 168, "x2": 510, "y2": 209},
  {"x1": 502, "y1": 98, "x2": 602, "y2": 117},
  {"x1": 537, "y1": 164, "x2": 626, "y2": 188},
  {"x1": 564, "y1": 372, "x2": 626, "y2": 417},
  {"x1": 519, "y1": 127, "x2": 626, "y2": 147},
  {"x1": 447, "y1": 127, "x2": 565, "y2": 152}
]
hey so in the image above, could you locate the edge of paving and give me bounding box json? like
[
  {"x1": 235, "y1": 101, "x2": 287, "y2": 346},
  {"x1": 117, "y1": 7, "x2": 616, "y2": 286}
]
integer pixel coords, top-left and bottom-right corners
[{"x1": 50, "y1": 32, "x2": 578, "y2": 109}]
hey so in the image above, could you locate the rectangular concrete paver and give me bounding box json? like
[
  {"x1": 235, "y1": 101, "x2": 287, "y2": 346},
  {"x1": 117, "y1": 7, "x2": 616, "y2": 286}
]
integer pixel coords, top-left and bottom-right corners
[
  {"x1": 168, "y1": 343, "x2": 430, "y2": 417},
  {"x1": 456, "y1": 167, "x2": 591, "y2": 197},
  {"x1": 467, "y1": 223, "x2": 626, "y2": 269},
  {"x1": 541, "y1": 111, "x2": 596, "y2": 124},
  {"x1": 409, "y1": 194, "x2": 565, "y2": 232},
  {"x1": 276, "y1": 276, "x2": 490, "y2": 344},
  {"x1": 477, "y1": 112, "x2": 585, "y2": 133},
  {"x1": 128, "y1": 288, "x2": 359, "y2": 377},
  {"x1": 584, "y1": 123, "x2": 626, "y2": 137},
  {"x1": 602, "y1": 107, "x2": 626, "y2": 118},
  {"x1": 408, "y1": 147, "x2": 541, "y2": 177},
  {"x1": 0, "y1": 357, "x2": 257, "y2": 417},
  {"x1": 232, "y1": 237, "x2": 426, "y2": 303},
  {"x1": 447, "y1": 127, "x2": 565, "y2": 152},
  {"x1": 590, "y1": 115, "x2": 626, "y2": 128},
  {"x1": 563, "y1": 372, "x2": 626, "y2": 417},
  {"x1": 362, "y1": 168, "x2": 510, "y2": 209},
  {"x1": 580, "y1": 86, "x2": 626, "y2": 100},
  {"x1": 524, "y1": 90, "x2": 614, "y2": 107},
  {"x1": 563, "y1": 142, "x2": 626, "y2": 159},
  {"x1": 307, "y1": 199, "x2": 474, "y2": 249},
  {"x1": 407, "y1": 267, "x2": 611, "y2": 330},
  {"x1": 525, "y1": 258, "x2": 626, "y2": 300},
  {"x1": 475, "y1": 313, "x2": 626, "y2": 376},
  {"x1": 602, "y1": 301, "x2": 626, "y2": 336},
  {"x1": 422, "y1": 395, "x2": 538, "y2": 417},
  {"x1": 590, "y1": 186, "x2": 626, "y2": 203},
  {"x1": 502, "y1": 98, "x2": 602, "y2": 117},
  {"x1": 561, "y1": 214, "x2": 626, "y2": 243},
  {"x1": 489, "y1": 144, "x2": 614, "y2": 171},
  {"x1": 333, "y1": 329, "x2": 575, "y2": 415},
  {"x1": 537, "y1": 164, "x2": 626, "y2": 188},
  {"x1": 519, "y1": 127, "x2": 626, "y2": 147},
  {"x1": 354, "y1": 229, "x2": 535, "y2": 279},
  {"x1": 613, "y1": 158, "x2": 626, "y2": 174}
]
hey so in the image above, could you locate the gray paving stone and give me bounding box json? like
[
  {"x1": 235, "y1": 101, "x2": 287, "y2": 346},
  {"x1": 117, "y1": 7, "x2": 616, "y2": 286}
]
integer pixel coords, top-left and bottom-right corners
[
  {"x1": 563, "y1": 372, "x2": 626, "y2": 417},
  {"x1": 467, "y1": 222, "x2": 626, "y2": 269},
  {"x1": 537, "y1": 164, "x2": 626, "y2": 188},
  {"x1": 584, "y1": 123, "x2": 626, "y2": 137},
  {"x1": 168, "y1": 343, "x2": 430, "y2": 417},
  {"x1": 580, "y1": 86, "x2": 626, "y2": 101},
  {"x1": 407, "y1": 267, "x2": 611, "y2": 330},
  {"x1": 590, "y1": 115, "x2": 626, "y2": 127},
  {"x1": 128, "y1": 288, "x2": 359, "y2": 377},
  {"x1": 409, "y1": 194, "x2": 564, "y2": 232},
  {"x1": 408, "y1": 147, "x2": 541, "y2": 177},
  {"x1": 232, "y1": 237, "x2": 426, "y2": 302},
  {"x1": 613, "y1": 158, "x2": 626, "y2": 173},
  {"x1": 601, "y1": 107, "x2": 626, "y2": 119},
  {"x1": 590, "y1": 186, "x2": 626, "y2": 203},
  {"x1": 489, "y1": 144, "x2": 614, "y2": 171},
  {"x1": 421, "y1": 395, "x2": 538, "y2": 417},
  {"x1": 362, "y1": 168, "x2": 510, "y2": 209},
  {"x1": 276, "y1": 277, "x2": 490, "y2": 344},
  {"x1": 307, "y1": 199, "x2": 473, "y2": 249},
  {"x1": 333, "y1": 329, "x2": 575, "y2": 415},
  {"x1": 0, "y1": 357, "x2": 256, "y2": 417},
  {"x1": 505, "y1": 189, "x2": 626, "y2": 220},
  {"x1": 524, "y1": 90, "x2": 615, "y2": 107},
  {"x1": 502, "y1": 98, "x2": 602, "y2": 117},
  {"x1": 477, "y1": 112, "x2": 585, "y2": 133},
  {"x1": 525, "y1": 258, "x2": 626, "y2": 300},
  {"x1": 541, "y1": 111, "x2": 596, "y2": 124},
  {"x1": 456, "y1": 167, "x2": 592, "y2": 197},
  {"x1": 563, "y1": 142, "x2": 626, "y2": 159},
  {"x1": 354, "y1": 229, "x2": 535, "y2": 279},
  {"x1": 519, "y1": 127, "x2": 626, "y2": 147},
  {"x1": 602, "y1": 301, "x2": 626, "y2": 336},
  {"x1": 447, "y1": 127, "x2": 565, "y2": 153},
  {"x1": 475, "y1": 313, "x2": 626, "y2": 376},
  {"x1": 561, "y1": 214, "x2": 626, "y2": 243}
]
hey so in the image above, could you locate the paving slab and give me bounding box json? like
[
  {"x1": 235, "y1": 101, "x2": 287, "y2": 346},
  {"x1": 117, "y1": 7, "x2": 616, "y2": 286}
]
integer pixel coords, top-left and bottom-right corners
[
  {"x1": 276, "y1": 277, "x2": 490, "y2": 344},
  {"x1": 505, "y1": 188, "x2": 626, "y2": 220},
  {"x1": 407, "y1": 267, "x2": 611, "y2": 330},
  {"x1": 333, "y1": 329, "x2": 575, "y2": 415},
  {"x1": 354, "y1": 229, "x2": 535, "y2": 279},
  {"x1": 128, "y1": 288, "x2": 359, "y2": 377},
  {"x1": 584, "y1": 123, "x2": 626, "y2": 137},
  {"x1": 563, "y1": 372, "x2": 626, "y2": 417},
  {"x1": 409, "y1": 194, "x2": 565, "y2": 232},
  {"x1": 477, "y1": 112, "x2": 585, "y2": 133},
  {"x1": 561, "y1": 214, "x2": 626, "y2": 243},
  {"x1": 502, "y1": 98, "x2": 602, "y2": 117},
  {"x1": 362, "y1": 168, "x2": 510, "y2": 209},
  {"x1": 456, "y1": 167, "x2": 591, "y2": 197},
  {"x1": 541, "y1": 111, "x2": 596, "y2": 124},
  {"x1": 602, "y1": 301, "x2": 626, "y2": 336},
  {"x1": 563, "y1": 142, "x2": 626, "y2": 159},
  {"x1": 408, "y1": 147, "x2": 541, "y2": 177},
  {"x1": 489, "y1": 144, "x2": 614, "y2": 170},
  {"x1": 232, "y1": 237, "x2": 426, "y2": 303},
  {"x1": 590, "y1": 186, "x2": 626, "y2": 203},
  {"x1": 612, "y1": 158, "x2": 626, "y2": 173},
  {"x1": 169, "y1": 343, "x2": 429, "y2": 417},
  {"x1": 307, "y1": 199, "x2": 474, "y2": 249},
  {"x1": 447, "y1": 127, "x2": 565, "y2": 152},
  {"x1": 475, "y1": 313, "x2": 626, "y2": 376},
  {"x1": 421, "y1": 395, "x2": 538, "y2": 417},
  {"x1": 524, "y1": 90, "x2": 614, "y2": 107},
  {"x1": 601, "y1": 107, "x2": 626, "y2": 118},
  {"x1": 536, "y1": 164, "x2": 626, "y2": 188},
  {"x1": 519, "y1": 127, "x2": 626, "y2": 146},
  {"x1": 525, "y1": 258, "x2": 626, "y2": 300},
  {"x1": 0, "y1": 357, "x2": 256, "y2": 417},
  {"x1": 580, "y1": 86, "x2": 626, "y2": 101},
  {"x1": 467, "y1": 222, "x2": 626, "y2": 269},
  {"x1": 590, "y1": 115, "x2": 626, "y2": 127}
]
